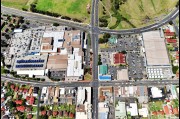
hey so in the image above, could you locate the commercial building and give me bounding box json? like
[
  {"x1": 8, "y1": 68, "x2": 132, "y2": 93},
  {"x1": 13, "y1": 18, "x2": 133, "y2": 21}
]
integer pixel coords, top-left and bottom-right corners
[
  {"x1": 47, "y1": 55, "x2": 68, "y2": 69},
  {"x1": 116, "y1": 69, "x2": 129, "y2": 81},
  {"x1": 98, "y1": 65, "x2": 111, "y2": 81},
  {"x1": 40, "y1": 31, "x2": 65, "y2": 54},
  {"x1": 99, "y1": 102, "x2": 109, "y2": 119},
  {"x1": 76, "y1": 87, "x2": 92, "y2": 119},
  {"x1": 66, "y1": 48, "x2": 84, "y2": 81},
  {"x1": 111, "y1": 52, "x2": 126, "y2": 65},
  {"x1": 13, "y1": 55, "x2": 48, "y2": 77},
  {"x1": 143, "y1": 31, "x2": 170, "y2": 66},
  {"x1": 150, "y1": 87, "x2": 163, "y2": 98}
]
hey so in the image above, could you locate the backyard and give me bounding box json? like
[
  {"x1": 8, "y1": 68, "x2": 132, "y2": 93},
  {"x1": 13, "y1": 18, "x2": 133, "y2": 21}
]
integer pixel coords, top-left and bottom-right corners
[{"x1": 99, "y1": 0, "x2": 179, "y2": 29}]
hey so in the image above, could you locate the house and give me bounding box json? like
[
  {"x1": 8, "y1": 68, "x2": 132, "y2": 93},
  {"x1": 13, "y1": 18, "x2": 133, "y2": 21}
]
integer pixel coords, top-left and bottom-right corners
[
  {"x1": 23, "y1": 89, "x2": 28, "y2": 94},
  {"x1": 126, "y1": 103, "x2": 138, "y2": 116},
  {"x1": 26, "y1": 96, "x2": 30, "y2": 101},
  {"x1": 53, "y1": 111, "x2": 58, "y2": 117},
  {"x1": 10, "y1": 85, "x2": 15, "y2": 90},
  {"x1": 115, "y1": 101, "x2": 126, "y2": 119},
  {"x1": 15, "y1": 100, "x2": 23, "y2": 105},
  {"x1": 69, "y1": 113, "x2": 75, "y2": 118},
  {"x1": 15, "y1": 86, "x2": 19, "y2": 92},
  {"x1": 1, "y1": 98, "x2": 5, "y2": 103},
  {"x1": 41, "y1": 111, "x2": 46, "y2": 116},
  {"x1": 173, "y1": 108, "x2": 179, "y2": 114},
  {"x1": 166, "y1": 38, "x2": 177, "y2": 43},
  {"x1": 27, "y1": 114, "x2": 33, "y2": 119},
  {"x1": 16, "y1": 106, "x2": 25, "y2": 112},
  {"x1": 29, "y1": 96, "x2": 35, "y2": 105},
  {"x1": 138, "y1": 108, "x2": 148, "y2": 117},
  {"x1": 59, "y1": 111, "x2": 63, "y2": 117},
  {"x1": 165, "y1": 32, "x2": 175, "y2": 36},
  {"x1": 47, "y1": 110, "x2": 52, "y2": 116},
  {"x1": 26, "y1": 107, "x2": 32, "y2": 112}
]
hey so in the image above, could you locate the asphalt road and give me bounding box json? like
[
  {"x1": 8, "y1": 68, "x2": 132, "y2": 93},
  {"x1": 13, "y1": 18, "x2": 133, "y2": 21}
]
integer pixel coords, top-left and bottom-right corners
[
  {"x1": 1, "y1": 4, "x2": 179, "y2": 119},
  {"x1": 172, "y1": 19, "x2": 179, "y2": 39},
  {"x1": 1, "y1": 6, "x2": 179, "y2": 35}
]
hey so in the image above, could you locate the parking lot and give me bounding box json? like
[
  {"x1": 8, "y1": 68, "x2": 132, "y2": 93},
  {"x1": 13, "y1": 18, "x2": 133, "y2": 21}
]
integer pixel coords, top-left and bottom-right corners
[
  {"x1": 99, "y1": 34, "x2": 146, "y2": 80},
  {"x1": 127, "y1": 52, "x2": 145, "y2": 80},
  {"x1": 100, "y1": 35, "x2": 142, "y2": 52}
]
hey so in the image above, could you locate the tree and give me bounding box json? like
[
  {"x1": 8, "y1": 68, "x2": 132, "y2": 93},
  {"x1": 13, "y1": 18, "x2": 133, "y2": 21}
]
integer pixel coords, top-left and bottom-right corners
[
  {"x1": 53, "y1": 23, "x2": 59, "y2": 26},
  {"x1": 121, "y1": 51, "x2": 127, "y2": 54},
  {"x1": 7, "y1": 101, "x2": 16, "y2": 108}
]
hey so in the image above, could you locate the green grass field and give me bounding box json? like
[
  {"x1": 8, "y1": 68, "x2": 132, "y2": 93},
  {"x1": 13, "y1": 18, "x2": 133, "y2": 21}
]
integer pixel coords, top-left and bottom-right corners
[
  {"x1": 2, "y1": 0, "x2": 91, "y2": 23},
  {"x1": 35, "y1": 0, "x2": 91, "y2": 23},
  {"x1": 2, "y1": 0, "x2": 30, "y2": 9},
  {"x1": 99, "y1": 0, "x2": 179, "y2": 29}
]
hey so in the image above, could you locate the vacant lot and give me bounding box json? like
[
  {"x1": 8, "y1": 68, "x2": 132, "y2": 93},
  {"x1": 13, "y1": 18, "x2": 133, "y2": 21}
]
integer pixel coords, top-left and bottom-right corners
[
  {"x1": 35, "y1": 0, "x2": 91, "y2": 23},
  {"x1": 2, "y1": 0, "x2": 29, "y2": 9},
  {"x1": 99, "y1": 0, "x2": 179, "y2": 29}
]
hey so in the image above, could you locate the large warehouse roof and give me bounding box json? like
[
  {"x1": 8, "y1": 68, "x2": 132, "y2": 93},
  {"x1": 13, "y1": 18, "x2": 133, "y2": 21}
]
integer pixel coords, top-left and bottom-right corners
[{"x1": 143, "y1": 31, "x2": 170, "y2": 66}]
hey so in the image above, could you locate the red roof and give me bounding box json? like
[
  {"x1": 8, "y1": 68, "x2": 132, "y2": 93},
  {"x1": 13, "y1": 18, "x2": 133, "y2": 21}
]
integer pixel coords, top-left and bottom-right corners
[
  {"x1": 173, "y1": 108, "x2": 179, "y2": 114},
  {"x1": 29, "y1": 96, "x2": 35, "y2": 105},
  {"x1": 15, "y1": 100, "x2": 23, "y2": 105},
  {"x1": 26, "y1": 96, "x2": 30, "y2": 101},
  {"x1": 176, "y1": 72, "x2": 179, "y2": 78},
  {"x1": 27, "y1": 114, "x2": 33, "y2": 119},
  {"x1": 163, "y1": 105, "x2": 170, "y2": 115},
  {"x1": 1, "y1": 107, "x2": 5, "y2": 111},
  {"x1": 1, "y1": 98, "x2": 5, "y2": 102},
  {"x1": 53, "y1": 111, "x2": 58, "y2": 116},
  {"x1": 69, "y1": 113, "x2": 74, "y2": 118},
  {"x1": 166, "y1": 38, "x2": 177, "y2": 43},
  {"x1": 176, "y1": 51, "x2": 179, "y2": 55},
  {"x1": 26, "y1": 107, "x2": 32, "y2": 111},
  {"x1": 152, "y1": 111, "x2": 157, "y2": 115},
  {"x1": 16, "y1": 106, "x2": 25, "y2": 112},
  {"x1": 113, "y1": 53, "x2": 126, "y2": 64},
  {"x1": 23, "y1": 89, "x2": 28, "y2": 93},
  {"x1": 157, "y1": 111, "x2": 165, "y2": 115},
  {"x1": 15, "y1": 86, "x2": 19, "y2": 92},
  {"x1": 165, "y1": 32, "x2": 175, "y2": 36},
  {"x1": 165, "y1": 29, "x2": 170, "y2": 33},
  {"x1": 19, "y1": 88, "x2": 23, "y2": 93},
  {"x1": 41, "y1": 111, "x2": 46, "y2": 115},
  {"x1": 10, "y1": 85, "x2": 15, "y2": 90}
]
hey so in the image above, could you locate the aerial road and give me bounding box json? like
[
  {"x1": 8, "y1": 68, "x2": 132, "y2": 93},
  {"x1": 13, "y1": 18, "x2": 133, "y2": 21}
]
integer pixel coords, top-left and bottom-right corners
[{"x1": 1, "y1": 5, "x2": 179, "y2": 35}]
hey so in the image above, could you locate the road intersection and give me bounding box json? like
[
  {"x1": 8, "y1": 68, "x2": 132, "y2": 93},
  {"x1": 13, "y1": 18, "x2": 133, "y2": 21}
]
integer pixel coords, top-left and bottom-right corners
[{"x1": 1, "y1": 3, "x2": 179, "y2": 119}]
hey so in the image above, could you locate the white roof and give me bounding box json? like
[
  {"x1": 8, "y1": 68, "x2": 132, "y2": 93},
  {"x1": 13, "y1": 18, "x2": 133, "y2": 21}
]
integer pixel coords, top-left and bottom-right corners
[
  {"x1": 126, "y1": 103, "x2": 138, "y2": 116},
  {"x1": 41, "y1": 31, "x2": 64, "y2": 53},
  {"x1": 14, "y1": 29, "x2": 23, "y2": 33},
  {"x1": 77, "y1": 87, "x2": 85, "y2": 105},
  {"x1": 139, "y1": 108, "x2": 148, "y2": 117},
  {"x1": 17, "y1": 70, "x2": 45, "y2": 77},
  {"x1": 67, "y1": 48, "x2": 84, "y2": 77},
  {"x1": 143, "y1": 31, "x2": 170, "y2": 66},
  {"x1": 151, "y1": 87, "x2": 162, "y2": 98},
  {"x1": 60, "y1": 88, "x2": 65, "y2": 95},
  {"x1": 42, "y1": 87, "x2": 47, "y2": 94}
]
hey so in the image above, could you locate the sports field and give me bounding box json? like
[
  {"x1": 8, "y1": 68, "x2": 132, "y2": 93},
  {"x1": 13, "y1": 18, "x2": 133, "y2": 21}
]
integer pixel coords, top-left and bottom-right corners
[
  {"x1": 99, "y1": 0, "x2": 179, "y2": 29},
  {"x1": 35, "y1": 0, "x2": 91, "y2": 23}
]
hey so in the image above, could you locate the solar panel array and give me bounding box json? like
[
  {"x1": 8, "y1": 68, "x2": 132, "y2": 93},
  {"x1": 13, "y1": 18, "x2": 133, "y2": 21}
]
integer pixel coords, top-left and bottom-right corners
[
  {"x1": 16, "y1": 64, "x2": 43, "y2": 68},
  {"x1": 17, "y1": 60, "x2": 44, "y2": 63}
]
